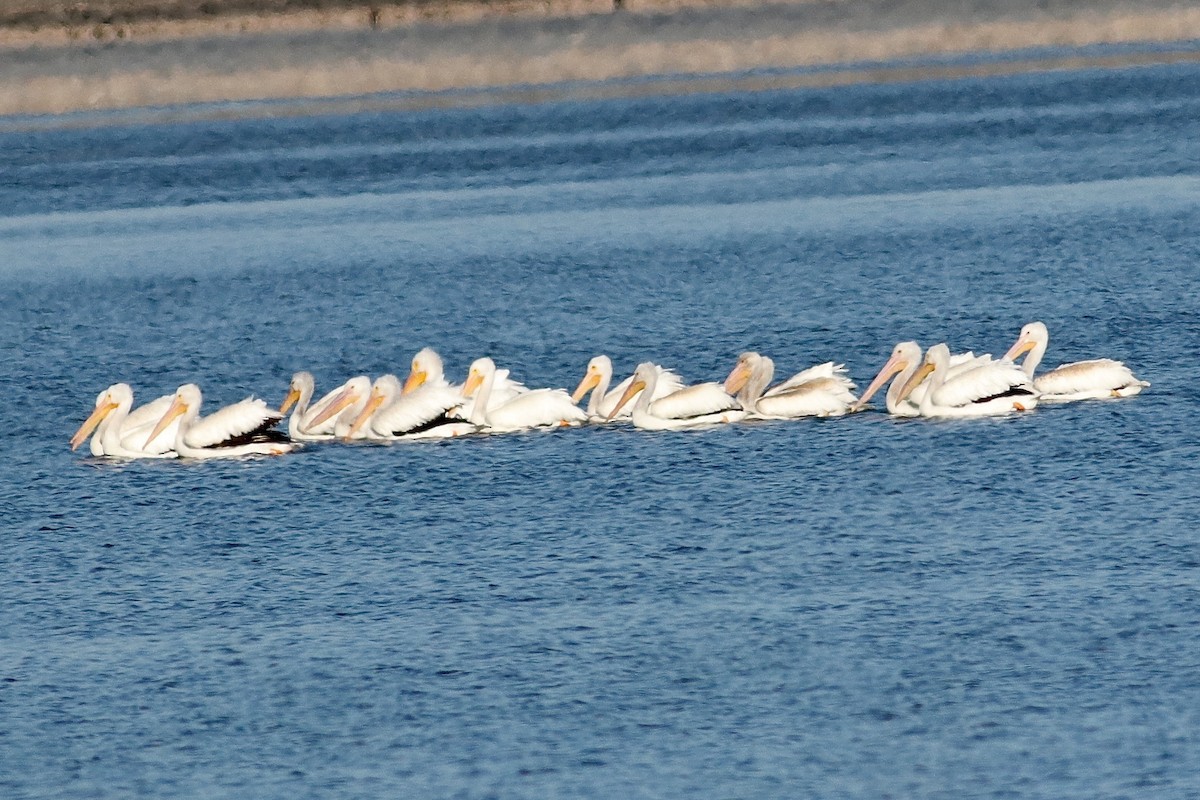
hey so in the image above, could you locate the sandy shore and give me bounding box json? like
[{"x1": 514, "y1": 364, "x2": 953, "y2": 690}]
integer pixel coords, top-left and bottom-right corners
[{"x1": 3, "y1": 0, "x2": 1199, "y2": 117}]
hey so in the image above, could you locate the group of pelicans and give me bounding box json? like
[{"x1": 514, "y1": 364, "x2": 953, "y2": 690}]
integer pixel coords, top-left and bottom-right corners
[{"x1": 70, "y1": 321, "x2": 1149, "y2": 460}]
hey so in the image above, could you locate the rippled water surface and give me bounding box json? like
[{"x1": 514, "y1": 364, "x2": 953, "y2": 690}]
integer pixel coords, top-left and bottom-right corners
[{"x1": 4, "y1": 56, "x2": 1200, "y2": 798}]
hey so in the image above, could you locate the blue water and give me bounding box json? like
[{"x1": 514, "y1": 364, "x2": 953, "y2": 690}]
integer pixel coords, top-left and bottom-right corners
[{"x1": 3, "y1": 57, "x2": 1200, "y2": 798}]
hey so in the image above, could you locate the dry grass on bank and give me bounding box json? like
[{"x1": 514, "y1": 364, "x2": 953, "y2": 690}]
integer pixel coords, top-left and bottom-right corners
[{"x1": 3, "y1": 0, "x2": 1199, "y2": 117}]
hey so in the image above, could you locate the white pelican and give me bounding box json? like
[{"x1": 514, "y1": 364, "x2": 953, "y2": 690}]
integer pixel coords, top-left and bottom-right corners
[
  {"x1": 462, "y1": 357, "x2": 586, "y2": 432},
  {"x1": 1004, "y1": 321, "x2": 1149, "y2": 402},
  {"x1": 146, "y1": 384, "x2": 294, "y2": 458},
  {"x1": 723, "y1": 353, "x2": 857, "y2": 418},
  {"x1": 852, "y1": 343, "x2": 993, "y2": 416},
  {"x1": 303, "y1": 375, "x2": 373, "y2": 439},
  {"x1": 607, "y1": 361, "x2": 744, "y2": 430},
  {"x1": 571, "y1": 355, "x2": 684, "y2": 422},
  {"x1": 403, "y1": 347, "x2": 454, "y2": 393},
  {"x1": 404, "y1": 348, "x2": 528, "y2": 419},
  {"x1": 895, "y1": 343, "x2": 1037, "y2": 418},
  {"x1": 459, "y1": 357, "x2": 527, "y2": 419},
  {"x1": 279, "y1": 371, "x2": 347, "y2": 441},
  {"x1": 70, "y1": 383, "x2": 179, "y2": 458},
  {"x1": 346, "y1": 374, "x2": 477, "y2": 440}
]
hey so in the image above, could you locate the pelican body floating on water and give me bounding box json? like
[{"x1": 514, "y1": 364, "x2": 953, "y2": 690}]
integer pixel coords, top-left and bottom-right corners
[
  {"x1": 463, "y1": 358, "x2": 587, "y2": 433},
  {"x1": 70, "y1": 383, "x2": 179, "y2": 458},
  {"x1": 147, "y1": 384, "x2": 294, "y2": 459},
  {"x1": 724, "y1": 352, "x2": 857, "y2": 419},
  {"x1": 572, "y1": 355, "x2": 684, "y2": 422},
  {"x1": 854, "y1": 343, "x2": 994, "y2": 416},
  {"x1": 280, "y1": 371, "x2": 356, "y2": 441},
  {"x1": 404, "y1": 348, "x2": 529, "y2": 420},
  {"x1": 1004, "y1": 321, "x2": 1149, "y2": 402},
  {"x1": 607, "y1": 361, "x2": 743, "y2": 429},
  {"x1": 347, "y1": 374, "x2": 477, "y2": 440},
  {"x1": 895, "y1": 343, "x2": 1037, "y2": 418}
]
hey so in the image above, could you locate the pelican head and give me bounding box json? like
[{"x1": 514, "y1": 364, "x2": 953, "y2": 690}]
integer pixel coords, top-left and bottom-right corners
[
  {"x1": 404, "y1": 347, "x2": 444, "y2": 395},
  {"x1": 723, "y1": 352, "x2": 760, "y2": 395},
  {"x1": 572, "y1": 355, "x2": 612, "y2": 404},
  {"x1": 852, "y1": 341, "x2": 920, "y2": 412},
  {"x1": 1004, "y1": 321, "x2": 1049, "y2": 362},
  {"x1": 896, "y1": 343, "x2": 948, "y2": 404},
  {"x1": 145, "y1": 384, "x2": 200, "y2": 448},
  {"x1": 462, "y1": 357, "x2": 495, "y2": 398},
  {"x1": 346, "y1": 375, "x2": 400, "y2": 439},
  {"x1": 71, "y1": 383, "x2": 132, "y2": 451},
  {"x1": 281, "y1": 371, "x2": 314, "y2": 415},
  {"x1": 606, "y1": 362, "x2": 653, "y2": 421},
  {"x1": 308, "y1": 377, "x2": 368, "y2": 428}
]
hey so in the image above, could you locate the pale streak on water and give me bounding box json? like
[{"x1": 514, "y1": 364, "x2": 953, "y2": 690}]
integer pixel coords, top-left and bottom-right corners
[{"x1": 2, "y1": 51, "x2": 1200, "y2": 799}]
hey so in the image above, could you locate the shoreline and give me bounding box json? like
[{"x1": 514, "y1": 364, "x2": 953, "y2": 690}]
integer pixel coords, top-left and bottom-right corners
[
  {"x1": 3, "y1": 0, "x2": 1200, "y2": 117},
  {"x1": 10, "y1": 1, "x2": 708, "y2": 47}
]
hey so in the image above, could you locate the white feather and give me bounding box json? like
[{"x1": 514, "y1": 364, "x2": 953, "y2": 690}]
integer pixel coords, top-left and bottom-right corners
[
  {"x1": 913, "y1": 345, "x2": 1037, "y2": 417},
  {"x1": 486, "y1": 389, "x2": 588, "y2": 432},
  {"x1": 766, "y1": 362, "x2": 850, "y2": 395},
  {"x1": 648, "y1": 382, "x2": 740, "y2": 419},
  {"x1": 1034, "y1": 359, "x2": 1148, "y2": 401},
  {"x1": 929, "y1": 365, "x2": 1031, "y2": 409},
  {"x1": 184, "y1": 396, "x2": 282, "y2": 449},
  {"x1": 368, "y1": 379, "x2": 476, "y2": 439},
  {"x1": 121, "y1": 394, "x2": 174, "y2": 433}
]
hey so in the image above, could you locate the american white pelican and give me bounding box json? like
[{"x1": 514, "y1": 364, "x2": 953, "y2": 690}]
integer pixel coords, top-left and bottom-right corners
[
  {"x1": 403, "y1": 347, "x2": 453, "y2": 394},
  {"x1": 458, "y1": 357, "x2": 527, "y2": 420},
  {"x1": 851, "y1": 341, "x2": 925, "y2": 416},
  {"x1": 571, "y1": 355, "x2": 685, "y2": 422},
  {"x1": 280, "y1": 371, "x2": 347, "y2": 441},
  {"x1": 1004, "y1": 321, "x2": 1149, "y2": 402},
  {"x1": 405, "y1": 349, "x2": 529, "y2": 418},
  {"x1": 70, "y1": 383, "x2": 178, "y2": 458},
  {"x1": 607, "y1": 361, "x2": 744, "y2": 430},
  {"x1": 462, "y1": 357, "x2": 586, "y2": 432},
  {"x1": 895, "y1": 343, "x2": 1037, "y2": 418},
  {"x1": 404, "y1": 348, "x2": 528, "y2": 419},
  {"x1": 346, "y1": 374, "x2": 477, "y2": 440},
  {"x1": 146, "y1": 384, "x2": 294, "y2": 459},
  {"x1": 303, "y1": 375, "x2": 373, "y2": 439},
  {"x1": 852, "y1": 343, "x2": 994, "y2": 416},
  {"x1": 723, "y1": 353, "x2": 857, "y2": 418}
]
